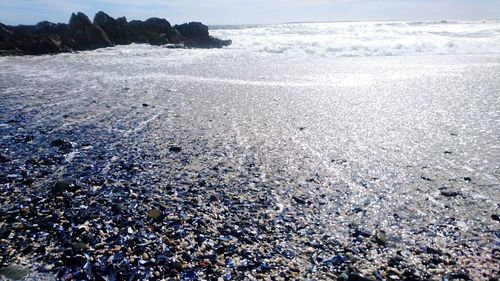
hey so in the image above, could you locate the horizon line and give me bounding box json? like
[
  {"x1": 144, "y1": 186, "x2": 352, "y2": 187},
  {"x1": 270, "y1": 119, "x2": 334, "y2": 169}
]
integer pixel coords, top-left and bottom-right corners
[{"x1": 1, "y1": 10, "x2": 499, "y2": 27}]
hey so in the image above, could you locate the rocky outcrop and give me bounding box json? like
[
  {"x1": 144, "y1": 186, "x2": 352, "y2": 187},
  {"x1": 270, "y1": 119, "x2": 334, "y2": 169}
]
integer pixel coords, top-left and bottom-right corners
[
  {"x1": 0, "y1": 21, "x2": 73, "y2": 55},
  {"x1": 0, "y1": 11, "x2": 231, "y2": 56},
  {"x1": 127, "y1": 18, "x2": 180, "y2": 45},
  {"x1": 93, "y1": 12, "x2": 131, "y2": 45},
  {"x1": 69, "y1": 12, "x2": 113, "y2": 50},
  {"x1": 175, "y1": 22, "x2": 231, "y2": 48}
]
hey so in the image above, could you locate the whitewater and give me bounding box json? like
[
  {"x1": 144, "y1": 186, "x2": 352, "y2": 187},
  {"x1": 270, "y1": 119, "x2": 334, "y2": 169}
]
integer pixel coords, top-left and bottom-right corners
[
  {"x1": 0, "y1": 20, "x2": 499, "y2": 280},
  {"x1": 212, "y1": 20, "x2": 500, "y2": 57}
]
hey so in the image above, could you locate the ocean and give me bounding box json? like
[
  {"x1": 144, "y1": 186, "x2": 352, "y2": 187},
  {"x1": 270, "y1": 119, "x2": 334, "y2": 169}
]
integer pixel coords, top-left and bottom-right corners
[
  {"x1": 0, "y1": 20, "x2": 499, "y2": 279},
  {"x1": 211, "y1": 20, "x2": 500, "y2": 57}
]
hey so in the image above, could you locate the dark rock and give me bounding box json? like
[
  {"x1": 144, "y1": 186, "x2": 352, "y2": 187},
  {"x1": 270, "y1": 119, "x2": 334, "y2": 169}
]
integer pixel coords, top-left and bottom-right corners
[
  {"x1": 50, "y1": 139, "x2": 68, "y2": 146},
  {"x1": 292, "y1": 196, "x2": 307, "y2": 205},
  {"x1": 463, "y1": 177, "x2": 472, "y2": 182},
  {"x1": 174, "y1": 22, "x2": 207, "y2": 41},
  {"x1": 0, "y1": 154, "x2": 8, "y2": 163},
  {"x1": 50, "y1": 139, "x2": 73, "y2": 151},
  {"x1": 440, "y1": 190, "x2": 462, "y2": 198},
  {"x1": 282, "y1": 250, "x2": 297, "y2": 259},
  {"x1": 449, "y1": 271, "x2": 471, "y2": 280},
  {"x1": 69, "y1": 12, "x2": 113, "y2": 50},
  {"x1": 174, "y1": 22, "x2": 231, "y2": 48},
  {"x1": 52, "y1": 180, "x2": 78, "y2": 194},
  {"x1": 387, "y1": 255, "x2": 405, "y2": 268},
  {"x1": 0, "y1": 21, "x2": 73, "y2": 55},
  {"x1": 23, "y1": 135, "x2": 34, "y2": 143},
  {"x1": 1, "y1": 11, "x2": 230, "y2": 56},
  {"x1": 93, "y1": 11, "x2": 131, "y2": 45},
  {"x1": 425, "y1": 246, "x2": 443, "y2": 255},
  {"x1": 491, "y1": 214, "x2": 500, "y2": 221},
  {"x1": 142, "y1": 103, "x2": 149, "y2": 107},
  {"x1": 127, "y1": 18, "x2": 176, "y2": 45},
  {"x1": 444, "y1": 151, "x2": 453, "y2": 155},
  {"x1": 169, "y1": 146, "x2": 182, "y2": 153},
  {"x1": 352, "y1": 207, "x2": 365, "y2": 214},
  {"x1": 111, "y1": 203, "x2": 125, "y2": 213},
  {"x1": 324, "y1": 255, "x2": 346, "y2": 267}
]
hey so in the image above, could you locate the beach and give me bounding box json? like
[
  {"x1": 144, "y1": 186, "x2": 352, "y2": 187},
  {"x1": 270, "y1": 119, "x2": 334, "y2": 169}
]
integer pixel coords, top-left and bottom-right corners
[{"x1": 0, "y1": 21, "x2": 499, "y2": 280}]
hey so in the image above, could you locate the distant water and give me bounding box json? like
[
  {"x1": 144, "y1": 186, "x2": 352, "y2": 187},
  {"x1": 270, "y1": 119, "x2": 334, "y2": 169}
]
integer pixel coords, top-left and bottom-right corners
[{"x1": 211, "y1": 20, "x2": 500, "y2": 57}]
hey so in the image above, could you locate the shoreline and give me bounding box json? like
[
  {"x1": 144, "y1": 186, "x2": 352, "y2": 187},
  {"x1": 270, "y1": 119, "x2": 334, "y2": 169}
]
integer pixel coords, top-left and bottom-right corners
[{"x1": 0, "y1": 48, "x2": 498, "y2": 280}]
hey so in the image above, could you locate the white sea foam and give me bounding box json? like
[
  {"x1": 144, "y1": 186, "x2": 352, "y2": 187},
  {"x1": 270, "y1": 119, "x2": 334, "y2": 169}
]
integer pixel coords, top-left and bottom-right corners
[{"x1": 211, "y1": 20, "x2": 500, "y2": 57}]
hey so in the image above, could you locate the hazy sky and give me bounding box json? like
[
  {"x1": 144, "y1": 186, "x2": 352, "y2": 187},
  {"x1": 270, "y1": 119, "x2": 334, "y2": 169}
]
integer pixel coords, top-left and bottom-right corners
[{"x1": 1, "y1": 0, "x2": 499, "y2": 25}]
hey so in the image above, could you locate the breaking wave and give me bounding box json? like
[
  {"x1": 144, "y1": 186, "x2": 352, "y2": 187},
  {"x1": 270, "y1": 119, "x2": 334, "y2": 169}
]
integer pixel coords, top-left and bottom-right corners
[{"x1": 211, "y1": 20, "x2": 500, "y2": 57}]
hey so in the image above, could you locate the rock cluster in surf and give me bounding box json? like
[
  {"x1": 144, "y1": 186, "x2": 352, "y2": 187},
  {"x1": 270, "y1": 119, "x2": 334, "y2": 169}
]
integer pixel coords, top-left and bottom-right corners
[{"x1": 0, "y1": 11, "x2": 232, "y2": 56}]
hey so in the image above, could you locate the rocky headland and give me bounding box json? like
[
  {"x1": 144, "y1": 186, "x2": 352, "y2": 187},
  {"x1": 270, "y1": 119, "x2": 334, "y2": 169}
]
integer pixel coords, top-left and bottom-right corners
[{"x1": 0, "y1": 11, "x2": 231, "y2": 56}]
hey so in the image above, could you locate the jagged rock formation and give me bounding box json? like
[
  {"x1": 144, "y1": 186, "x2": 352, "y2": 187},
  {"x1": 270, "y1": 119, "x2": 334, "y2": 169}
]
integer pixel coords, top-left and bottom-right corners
[
  {"x1": 93, "y1": 12, "x2": 131, "y2": 45},
  {"x1": 69, "y1": 12, "x2": 112, "y2": 50},
  {"x1": 174, "y1": 22, "x2": 220, "y2": 48},
  {"x1": 0, "y1": 11, "x2": 231, "y2": 56}
]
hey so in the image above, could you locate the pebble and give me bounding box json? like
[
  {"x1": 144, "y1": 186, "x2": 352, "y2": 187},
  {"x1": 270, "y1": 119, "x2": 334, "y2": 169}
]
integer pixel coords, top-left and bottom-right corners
[
  {"x1": 346, "y1": 273, "x2": 373, "y2": 281},
  {"x1": 440, "y1": 190, "x2": 463, "y2": 198},
  {"x1": 0, "y1": 265, "x2": 30, "y2": 280},
  {"x1": 50, "y1": 139, "x2": 72, "y2": 150},
  {"x1": 374, "y1": 231, "x2": 388, "y2": 246},
  {"x1": 51, "y1": 180, "x2": 77, "y2": 194},
  {"x1": 169, "y1": 146, "x2": 182, "y2": 152},
  {"x1": 292, "y1": 196, "x2": 307, "y2": 205},
  {"x1": 0, "y1": 75, "x2": 496, "y2": 281},
  {"x1": 0, "y1": 154, "x2": 9, "y2": 163},
  {"x1": 147, "y1": 209, "x2": 161, "y2": 219}
]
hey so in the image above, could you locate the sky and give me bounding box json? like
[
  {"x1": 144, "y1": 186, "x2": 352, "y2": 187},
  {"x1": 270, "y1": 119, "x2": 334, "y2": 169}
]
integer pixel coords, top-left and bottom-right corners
[{"x1": 0, "y1": 0, "x2": 499, "y2": 25}]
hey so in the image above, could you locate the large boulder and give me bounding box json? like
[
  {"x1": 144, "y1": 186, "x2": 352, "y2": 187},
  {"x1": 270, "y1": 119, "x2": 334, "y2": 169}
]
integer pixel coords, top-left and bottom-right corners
[
  {"x1": 175, "y1": 22, "x2": 209, "y2": 41},
  {"x1": 93, "y1": 11, "x2": 131, "y2": 45},
  {"x1": 127, "y1": 18, "x2": 179, "y2": 45},
  {"x1": 69, "y1": 12, "x2": 113, "y2": 50},
  {"x1": 174, "y1": 22, "x2": 231, "y2": 48}
]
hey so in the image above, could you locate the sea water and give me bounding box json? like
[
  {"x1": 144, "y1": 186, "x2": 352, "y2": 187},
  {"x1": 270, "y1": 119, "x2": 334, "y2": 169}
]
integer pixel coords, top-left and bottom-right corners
[{"x1": 212, "y1": 20, "x2": 500, "y2": 57}]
